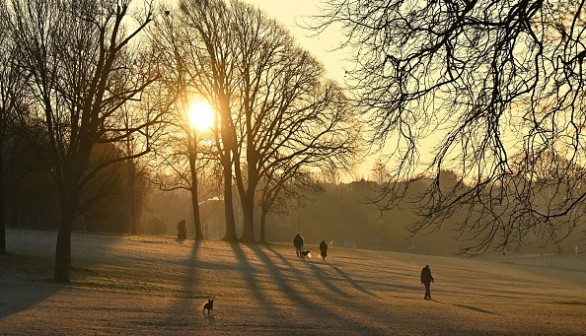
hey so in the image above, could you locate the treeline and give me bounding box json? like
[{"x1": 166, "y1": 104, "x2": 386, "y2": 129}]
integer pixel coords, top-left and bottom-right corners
[
  {"x1": 4, "y1": 131, "x2": 147, "y2": 233},
  {"x1": 0, "y1": 0, "x2": 359, "y2": 282},
  {"x1": 272, "y1": 181, "x2": 583, "y2": 255},
  {"x1": 144, "y1": 173, "x2": 586, "y2": 256},
  {"x1": 5, "y1": 139, "x2": 584, "y2": 256}
]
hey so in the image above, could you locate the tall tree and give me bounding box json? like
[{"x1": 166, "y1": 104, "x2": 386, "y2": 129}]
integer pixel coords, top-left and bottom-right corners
[
  {"x1": 6, "y1": 0, "x2": 160, "y2": 281},
  {"x1": 119, "y1": 82, "x2": 167, "y2": 235},
  {"x1": 0, "y1": 1, "x2": 27, "y2": 254},
  {"x1": 258, "y1": 168, "x2": 321, "y2": 244},
  {"x1": 148, "y1": 89, "x2": 216, "y2": 241},
  {"x1": 164, "y1": 0, "x2": 360, "y2": 242},
  {"x1": 317, "y1": 0, "x2": 586, "y2": 254},
  {"x1": 233, "y1": 2, "x2": 359, "y2": 242},
  {"x1": 159, "y1": 0, "x2": 240, "y2": 241}
]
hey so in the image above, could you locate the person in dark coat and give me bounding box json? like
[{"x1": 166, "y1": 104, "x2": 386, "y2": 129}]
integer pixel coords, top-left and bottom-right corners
[
  {"x1": 177, "y1": 219, "x2": 187, "y2": 241},
  {"x1": 293, "y1": 232, "x2": 304, "y2": 258},
  {"x1": 319, "y1": 240, "x2": 328, "y2": 261},
  {"x1": 420, "y1": 264, "x2": 435, "y2": 300}
]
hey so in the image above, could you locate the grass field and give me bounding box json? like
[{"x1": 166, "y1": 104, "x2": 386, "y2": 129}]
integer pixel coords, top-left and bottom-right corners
[{"x1": 1, "y1": 228, "x2": 585, "y2": 335}]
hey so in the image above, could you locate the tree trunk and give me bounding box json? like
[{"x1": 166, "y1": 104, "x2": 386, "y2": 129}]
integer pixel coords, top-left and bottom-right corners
[
  {"x1": 222, "y1": 162, "x2": 238, "y2": 241},
  {"x1": 128, "y1": 161, "x2": 137, "y2": 235},
  {"x1": 54, "y1": 193, "x2": 76, "y2": 282},
  {"x1": 259, "y1": 205, "x2": 267, "y2": 244},
  {"x1": 189, "y1": 153, "x2": 203, "y2": 240},
  {"x1": 0, "y1": 150, "x2": 5, "y2": 255},
  {"x1": 237, "y1": 151, "x2": 257, "y2": 243},
  {"x1": 240, "y1": 189, "x2": 255, "y2": 242},
  {"x1": 190, "y1": 192, "x2": 203, "y2": 240}
]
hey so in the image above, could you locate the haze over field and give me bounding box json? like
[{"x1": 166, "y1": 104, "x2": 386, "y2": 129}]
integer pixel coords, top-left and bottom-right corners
[{"x1": 1, "y1": 229, "x2": 585, "y2": 335}]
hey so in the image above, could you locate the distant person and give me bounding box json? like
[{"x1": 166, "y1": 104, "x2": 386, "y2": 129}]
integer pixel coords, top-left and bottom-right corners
[
  {"x1": 177, "y1": 219, "x2": 187, "y2": 240},
  {"x1": 420, "y1": 264, "x2": 435, "y2": 300},
  {"x1": 319, "y1": 240, "x2": 328, "y2": 261},
  {"x1": 293, "y1": 232, "x2": 304, "y2": 258}
]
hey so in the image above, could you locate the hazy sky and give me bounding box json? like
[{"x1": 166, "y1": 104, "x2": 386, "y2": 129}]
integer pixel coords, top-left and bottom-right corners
[{"x1": 242, "y1": 0, "x2": 351, "y2": 83}]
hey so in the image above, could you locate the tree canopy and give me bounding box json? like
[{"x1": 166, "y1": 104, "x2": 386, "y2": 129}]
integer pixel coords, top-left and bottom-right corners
[{"x1": 315, "y1": 0, "x2": 586, "y2": 254}]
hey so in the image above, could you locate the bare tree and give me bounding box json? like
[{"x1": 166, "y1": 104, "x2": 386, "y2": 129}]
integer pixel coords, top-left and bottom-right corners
[
  {"x1": 119, "y1": 81, "x2": 168, "y2": 235},
  {"x1": 0, "y1": 1, "x2": 27, "y2": 254},
  {"x1": 316, "y1": 0, "x2": 586, "y2": 254},
  {"x1": 233, "y1": 3, "x2": 360, "y2": 242},
  {"x1": 6, "y1": 0, "x2": 160, "y2": 281},
  {"x1": 370, "y1": 161, "x2": 390, "y2": 186},
  {"x1": 163, "y1": 0, "x2": 361, "y2": 242},
  {"x1": 148, "y1": 88, "x2": 217, "y2": 241},
  {"x1": 157, "y1": 0, "x2": 240, "y2": 241},
  {"x1": 258, "y1": 167, "x2": 321, "y2": 244},
  {"x1": 152, "y1": 10, "x2": 221, "y2": 241}
]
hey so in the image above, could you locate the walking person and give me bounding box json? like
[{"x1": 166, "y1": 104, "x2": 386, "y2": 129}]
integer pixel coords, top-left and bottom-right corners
[
  {"x1": 293, "y1": 232, "x2": 304, "y2": 258},
  {"x1": 319, "y1": 240, "x2": 328, "y2": 261},
  {"x1": 420, "y1": 264, "x2": 435, "y2": 300},
  {"x1": 176, "y1": 219, "x2": 187, "y2": 241}
]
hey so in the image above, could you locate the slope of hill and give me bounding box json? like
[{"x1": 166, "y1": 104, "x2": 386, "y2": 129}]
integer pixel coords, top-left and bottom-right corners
[{"x1": 1, "y1": 229, "x2": 585, "y2": 335}]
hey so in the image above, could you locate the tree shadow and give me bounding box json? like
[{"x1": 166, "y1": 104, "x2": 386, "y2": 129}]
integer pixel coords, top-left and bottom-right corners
[
  {"x1": 453, "y1": 304, "x2": 499, "y2": 315},
  {"x1": 163, "y1": 240, "x2": 203, "y2": 327},
  {"x1": 259, "y1": 244, "x2": 387, "y2": 334},
  {"x1": 0, "y1": 253, "x2": 64, "y2": 318},
  {"x1": 229, "y1": 242, "x2": 273, "y2": 306},
  {"x1": 247, "y1": 243, "x2": 344, "y2": 318},
  {"x1": 303, "y1": 259, "x2": 351, "y2": 298},
  {"x1": 326, "y1": 262, "x2": 378, "y2": 297}
]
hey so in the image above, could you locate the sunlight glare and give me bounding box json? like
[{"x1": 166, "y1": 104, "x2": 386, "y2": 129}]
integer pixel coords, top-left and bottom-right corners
[{"x1": 187, "y1": 101, "x2": 215, "y2": 131}]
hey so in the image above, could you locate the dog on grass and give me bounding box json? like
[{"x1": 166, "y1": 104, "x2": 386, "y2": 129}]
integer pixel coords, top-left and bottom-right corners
[
  {"x1": 301, "y1": 250, "x2": 311, "y2": 259},
  {"x1": 203, "y1": 298, "x2": 213, "y2": 316}
]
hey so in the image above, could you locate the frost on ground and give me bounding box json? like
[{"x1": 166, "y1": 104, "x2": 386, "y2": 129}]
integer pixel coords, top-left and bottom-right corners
[{"x1": 1, "y1": 229, "x2": 585, "y2": 336}]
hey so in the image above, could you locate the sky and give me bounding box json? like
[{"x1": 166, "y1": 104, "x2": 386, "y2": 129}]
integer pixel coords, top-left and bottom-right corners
[{"x1": 242, "y1": 0, "x2": 351, "y2": 82}]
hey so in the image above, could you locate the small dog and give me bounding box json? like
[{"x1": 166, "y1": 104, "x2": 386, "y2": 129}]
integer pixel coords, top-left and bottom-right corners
[
  {"x1": 301, "y1": 250, "x2": 311, "y2": 259},
  {"x1": 203, "y1": 298, "x2": 213, "y2": 316}
]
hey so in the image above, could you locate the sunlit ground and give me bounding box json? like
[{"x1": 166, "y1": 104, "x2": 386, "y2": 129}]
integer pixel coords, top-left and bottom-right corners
[{"x1": 1, "y1": 228, "x2": 585, "y2": 335}]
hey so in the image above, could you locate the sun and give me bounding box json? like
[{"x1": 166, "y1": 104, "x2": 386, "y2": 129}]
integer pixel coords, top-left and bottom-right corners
[{"x1": 187, "y1": 101, "x2": 215, "y2": 131}]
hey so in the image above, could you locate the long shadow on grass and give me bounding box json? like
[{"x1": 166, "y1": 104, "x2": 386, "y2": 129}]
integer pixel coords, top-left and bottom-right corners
[
  {"x1": 246, "y1": 244, "x2": 345, "y2": 317},
  {"x1": 0, "y1": 253, "x2": 63, "y2": 318},
  {"x1": 229, "y1": 242, "x2": 272, "y2": 304},
  {"x1": 326, "y1": 261, "x2": 378, "y2": 297},
  {"x1": 453, "y1": 304, "x2": 499, "y2": 315},
  {"x1": 231, "y1": 242, "x2": 353, "y2": 324},
  {"x1": 264, "y1": 245, "x2": 336, "y2": 298},
  {"x1": 249, "y1": 245, "x2": 348, "y2": 298},
  {"x1": 160, "y1": 240, "x2": 203, "y2": 328},
  {"x1": 302, "y1": 260, "x2": 351, "y2": 298},
  {"x1": 264, "y1": 245, "x2": 354, "y2": 299},
  {"x1": 260, "y1": 245, "x2": 387, "y2": 335},
  {"x1": 248, "y1": 243, "x2": 339, "y2": 302},
  {"x1": 229, "y1": 242, "x2": 308, "y2": 327}
]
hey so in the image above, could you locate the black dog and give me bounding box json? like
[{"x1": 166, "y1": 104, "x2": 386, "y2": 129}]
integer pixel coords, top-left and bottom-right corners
[
  {"x1": 301, "y1": 250, "x2": 311, "y2": 259},
  {"x1": 203, "y1": 299, "x2": 213, "y2": 316}
]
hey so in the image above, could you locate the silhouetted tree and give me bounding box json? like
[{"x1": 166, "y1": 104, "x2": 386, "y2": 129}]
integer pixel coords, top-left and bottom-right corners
[
  {"x1": 5, "y1": 0, "x2": 160, "y2": 281},
  {"x1": 160, "y1": 0, "x2": 360, "y2": 242},
  {"x1": 228, "y1": 2, "x2": 359, "y2": 242},
  {"x1": 316, "y1": 0, "x2": 586, "y2": 254},
  {"x1": 147, "y1": 23, "x2": 220, "y2": 241},
  {"x1": 258, "y1": 169, "x2": 321, "y2": 244},
  {"x1": 371, "y1": 160, "x2": 390, "y2": 186},
  {"x1": 158, "y1": 0, "x2": 239, "y2": 241},
  {"x1": 0, "y1": 2, "x2": 27, "y2": 254},
  {"x1": 149, "y1": 94, "x2": 217, "y2": 241},
  {"x1": 119, "y1": 81, "x2": 169, "y2": 235}
]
